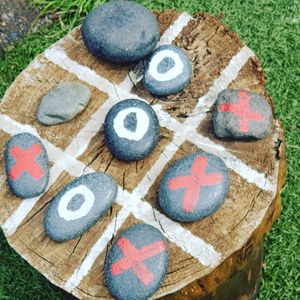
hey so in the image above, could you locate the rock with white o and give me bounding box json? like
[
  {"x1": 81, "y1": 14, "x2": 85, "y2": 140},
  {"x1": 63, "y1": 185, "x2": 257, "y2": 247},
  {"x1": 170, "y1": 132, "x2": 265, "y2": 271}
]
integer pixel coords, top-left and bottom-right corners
[
  {"x1": 213, "y1": 89, "x2": 273, "y2": 139},
  {"x1": 143, "y1": 45, "x2": 192, "y2": 96},
  {"x1": 104, "y1": 99, "x2": 160, "y2": 161},
  {"x1": 44, "y1": 173, "x2": 117, "y2": 242}
]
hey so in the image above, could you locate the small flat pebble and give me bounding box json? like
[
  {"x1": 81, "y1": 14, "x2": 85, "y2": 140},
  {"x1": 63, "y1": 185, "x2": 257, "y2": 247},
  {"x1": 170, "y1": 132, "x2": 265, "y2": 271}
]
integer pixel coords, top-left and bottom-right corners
[
  {"x1": 5, "y1": 133, "x2": 49, "y2": 198},
  {"x1": 143, "y1": 45, "x2": 192, "y2": 96},
  {"x1": 159, "y1": 152, "x2": 230, "y2": 222},
  {"x1": 81, "y1": 0, "x2": 160, "y2": 63},
  {"x1": 104, "y1": 99, "x2": 160, "y2": 161},
  {"x1": 44, "y1": 172, "x2": 117, "y2": 242},
  {"x1": 213, "y1": 89, "x2": 273, "y2": 139},
  {"x1": 105, "y1": 224, "x2": 169, "y2": 300},
  {"x1": 37, "y1": 82, "x2": 91, "y2": 125}
]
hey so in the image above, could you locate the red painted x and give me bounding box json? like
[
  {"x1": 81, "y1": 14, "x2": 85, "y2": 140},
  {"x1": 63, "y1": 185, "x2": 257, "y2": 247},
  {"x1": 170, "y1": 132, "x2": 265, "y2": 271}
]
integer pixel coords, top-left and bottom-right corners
[
  {"x1": 111, "y1": 237, "x2": 166, "y2": 286},
  {"x1": 219, "y1": 90, "x2": 264, "y2": 132},
  {"x1": 168, "y1": 156, "x2": 223, "y2": 213},
  {"x1": 9, "y1": 144, "x2": 44, "y2": 181}
]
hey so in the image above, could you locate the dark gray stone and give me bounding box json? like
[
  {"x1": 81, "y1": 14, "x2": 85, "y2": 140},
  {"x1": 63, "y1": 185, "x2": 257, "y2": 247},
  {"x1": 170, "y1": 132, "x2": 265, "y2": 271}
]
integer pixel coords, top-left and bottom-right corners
[
  {"x1": 104, "y1": 99, "x2": 160, "y2": 161},
  {"x1": 5, "y1": 133, "x2": 49, "y2": 198},
  {"x1": 105, "y1": 224, "x2": 169, "y2": 300},
  {"x1": 44, "y1": 172, "x2": 117, "y2": 242},
  {"x1": 213, "y1": 89, "x2": 273, "y2": 139},
  {"x1": 143, "y1": 45, "x2": 192, "y2": 96},
  {"x1": 37, "y1": 82, "x2": 91, "y2": 126},
  {"x1": 159, "y1": 152, "x2": 230, "y2": 222},
  {"x1": 81, "y1": 0, "x2": 160, "y2": 63}
]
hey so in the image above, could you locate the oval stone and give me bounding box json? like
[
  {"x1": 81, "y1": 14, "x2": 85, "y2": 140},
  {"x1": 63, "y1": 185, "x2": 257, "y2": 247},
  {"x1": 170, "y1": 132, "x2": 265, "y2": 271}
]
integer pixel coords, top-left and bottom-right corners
[
  {"x1": 159, "y1": 152, "x2": 230, "y2": 222},
  {"x1": 105, "y1": 224, "x2": 169, "y2": 300},
  {"x1": 104, "y1": 99, "x2": 160, "y2": 161},
  {"x1": 81, "y1": 0, "x2": 160, "y2": 63},
  {"x1": 213, "y1": 89, "x2": 273, "y2": 139},
  {"x1": 44, "y1": 172, "x2": 117, "y2": 242},
  {"x1": 143, "y1": 45, "x2": 192, "y2": 96},
  {"x1": 37, "y1": 82, "x2": 91, "y2": 126},
  {"x1": 5, "y1": 133, "x2": 49, "y2": 198}
]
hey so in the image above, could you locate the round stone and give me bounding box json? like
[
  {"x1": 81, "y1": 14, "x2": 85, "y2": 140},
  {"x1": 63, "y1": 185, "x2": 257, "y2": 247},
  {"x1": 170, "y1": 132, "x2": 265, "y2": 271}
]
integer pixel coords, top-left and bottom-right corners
[
  {"x1": 104, "y1": 99, "x2": 160, "y2": 161},
  {"x1": 5, "y1": 133, "x2": 50, "y2": 198},
  {"x1": 44, "y1": 172, "x2": 117, "y2": 242},
  {"x1": 81, "y1": 0, "x2": 160, "y2": 63},
  {"x1": 213, "y1": 89, "x2": 273, "y2": 139},
  {"x1": 37, "y1": 82, "x2": 91, "y2": 126},
  {"x1": 143, "y1": 45, "x2": 192, "y2": 96},
  {"x1": 159, "y1": 152, "x2": 230, "y2": 222},
  {"x1": 105, "y1": 224, "x2": 169, "y2": 300}
]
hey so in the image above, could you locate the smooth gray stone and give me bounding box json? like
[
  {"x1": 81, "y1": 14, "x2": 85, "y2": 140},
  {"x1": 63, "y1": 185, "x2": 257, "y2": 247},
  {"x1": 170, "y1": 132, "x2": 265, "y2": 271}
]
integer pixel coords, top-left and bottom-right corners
[
  {"x1": 81, "y1": 0, "x2": 160, "y2": 63},
  {"x1": 44, "y1": 172, "x2": 117, "y2": 242},
  {"x1": 104, "y1": 99, "x2": 160, "y2": 162},
  {"x1": 143, "y1": 45, "x2": 192, "y2": 96},
  {"x1": 159, "y1": 151, "x2": 230, "y2": 222},
  {"x1": 5, "y1": 133, "x2": 49, "y2": 199},
  {"x1": 213, "y1": 89, "x2": 273, "y2": 139},
  {"x1": 37, "y1": 82, "x2": 91, "y2": 125},
  {"x1": 105, "y1": 224, "x2": 169, "y2": 300}
]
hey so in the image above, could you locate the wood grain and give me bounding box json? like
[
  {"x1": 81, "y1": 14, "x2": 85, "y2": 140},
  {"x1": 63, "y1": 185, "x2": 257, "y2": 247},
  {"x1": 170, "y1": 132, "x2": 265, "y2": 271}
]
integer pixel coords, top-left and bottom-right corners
[{"x1": 0, "y1": 10, "x2": 285, "y2": 300}]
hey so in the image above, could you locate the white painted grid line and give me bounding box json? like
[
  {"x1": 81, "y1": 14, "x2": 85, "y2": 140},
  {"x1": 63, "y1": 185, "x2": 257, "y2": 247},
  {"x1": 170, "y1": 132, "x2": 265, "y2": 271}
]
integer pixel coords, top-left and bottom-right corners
[{"x1": 119, "y1": 12, "x2": 193, "y2": 90}]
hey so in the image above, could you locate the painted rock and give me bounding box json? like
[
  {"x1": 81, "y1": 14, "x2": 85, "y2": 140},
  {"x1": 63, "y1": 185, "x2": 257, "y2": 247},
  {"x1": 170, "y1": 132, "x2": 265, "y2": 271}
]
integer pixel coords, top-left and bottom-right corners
[
  {"x1": 5, "y1": 133, "x2": 49, "y2": 198},
  {"x1": 37, "y1": 82, "x2": 91, "y2": 125},
  {"x1": 143, "y1": 45, "x2": 192, "y2": 96},
  {"x1": 159, "y1": 152, "x2": 230, "y2": 222},
  {"x1": 81, "y1": 0, "x2": 160, "y2": 63},
  {"x1": 104, "y1": 99, "x2": 160, "y2": 161},
  {"x1": 105, "y1": 224, "x2": 169, "y2": 300},
  {"x1": 44, "y1": 172, "x2": 117, "y2": 242},
  {"x1": 213, "y1": 89, "x2": 273, "y2": 139}
]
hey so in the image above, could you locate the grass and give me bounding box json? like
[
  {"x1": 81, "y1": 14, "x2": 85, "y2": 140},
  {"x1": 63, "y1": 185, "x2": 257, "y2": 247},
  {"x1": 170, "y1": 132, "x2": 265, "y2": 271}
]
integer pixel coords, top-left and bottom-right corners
[{"x1": 0, "y1": 0, "x2": 299, "y2": 299}]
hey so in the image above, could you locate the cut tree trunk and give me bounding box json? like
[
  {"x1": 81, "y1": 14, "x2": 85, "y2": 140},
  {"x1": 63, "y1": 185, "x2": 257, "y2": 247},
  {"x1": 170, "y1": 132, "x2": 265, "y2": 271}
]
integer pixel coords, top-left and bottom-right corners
[{"x1": 0, "y1": 10, "x2": 286, "y2": 300}]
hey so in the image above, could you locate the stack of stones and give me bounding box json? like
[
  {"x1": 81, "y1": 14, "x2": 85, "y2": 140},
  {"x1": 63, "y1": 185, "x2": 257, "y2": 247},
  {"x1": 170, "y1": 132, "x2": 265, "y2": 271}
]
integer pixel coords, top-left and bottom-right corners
[{"x1": 4, "y1": 1, "x2": 274, "y2": 299}]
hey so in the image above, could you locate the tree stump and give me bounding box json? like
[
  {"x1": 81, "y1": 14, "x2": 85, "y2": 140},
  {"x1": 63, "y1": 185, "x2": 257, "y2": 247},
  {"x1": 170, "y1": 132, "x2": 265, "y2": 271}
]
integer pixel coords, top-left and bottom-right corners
[{"x1": 0, "y1": 10, "x2": 286, "y2": 300}]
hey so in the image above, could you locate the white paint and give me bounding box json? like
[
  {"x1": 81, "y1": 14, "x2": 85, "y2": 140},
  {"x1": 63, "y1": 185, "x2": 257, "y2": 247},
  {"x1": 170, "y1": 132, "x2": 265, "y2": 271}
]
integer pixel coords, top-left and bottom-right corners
[
  {"x1": 0, "y1": 13, "x2": 275, "y2": 294},
  {"x1": 139, "y1": 205, "x2": 221, "y2": 266},
  {"x1": 119, "y1": 12, "x2": 192, "y2": 91},
  {"x1": 154, "y1": 106, "x2": 274, "y2": 192},
  {"x1": 113, "y1": 107, "x2": 149, "y2": 141},
  {"x1": 64, "y1": 205, "x2": 131, "y2": 292},
  {"x1": 134, "y1": 47, "x2": 256, "y2": 201},
  {"x1": 58, "y1": 185, "x2": 95, "y2": 221},
  {"x1": 44, "y1": 45, "x2": 118, "y2": 98},
  {"x1": 148, "y1": 49, "x2": 184, "y2": 82},
  {"x1": 186, "y1": 46, "x2": 255, "y2": 128},
  {"x1": 158, "y1": 12, "x2": 193, "y2": 46}
]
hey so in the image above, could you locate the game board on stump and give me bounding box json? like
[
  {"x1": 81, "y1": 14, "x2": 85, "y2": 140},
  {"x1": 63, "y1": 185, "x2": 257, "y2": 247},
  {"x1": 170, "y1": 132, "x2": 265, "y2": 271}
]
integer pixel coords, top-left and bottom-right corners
[{"x1": 0, "y1": 10, "x2": 286, "y2": 299}]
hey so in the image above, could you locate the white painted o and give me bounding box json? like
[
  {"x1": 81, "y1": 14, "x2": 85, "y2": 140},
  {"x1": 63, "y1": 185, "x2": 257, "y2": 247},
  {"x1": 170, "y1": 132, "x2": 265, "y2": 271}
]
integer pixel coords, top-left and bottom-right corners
[
  {"x1": 148, "y1": 49, "x2": 184, "y2": 82},
  {"x1": 113, "y1": 107, "x2": 150, "y2": 141},
  {"x1": 58, "y1": 185, "x2": 95, "y2": 221}
]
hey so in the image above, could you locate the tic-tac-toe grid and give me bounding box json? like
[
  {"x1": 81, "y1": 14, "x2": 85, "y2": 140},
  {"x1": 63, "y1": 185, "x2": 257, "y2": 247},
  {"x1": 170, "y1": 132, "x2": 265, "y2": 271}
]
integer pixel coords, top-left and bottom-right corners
[{"x1": 0, "y1": 12, "x2": 279, "y2": 299}]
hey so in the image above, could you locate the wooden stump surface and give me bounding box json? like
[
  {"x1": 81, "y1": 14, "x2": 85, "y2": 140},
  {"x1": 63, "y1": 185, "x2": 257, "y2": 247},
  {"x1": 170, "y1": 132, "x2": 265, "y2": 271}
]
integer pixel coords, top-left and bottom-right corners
[{"x1": 0, "y1": 10, "x2": 286, "y2": 299}]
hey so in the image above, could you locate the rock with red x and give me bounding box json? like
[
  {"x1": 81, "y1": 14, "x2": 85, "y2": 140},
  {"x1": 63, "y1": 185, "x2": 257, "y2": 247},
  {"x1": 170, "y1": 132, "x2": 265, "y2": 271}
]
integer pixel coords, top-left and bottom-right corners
[
  {"x1": 213, "y1": 89, "x2": 273, "y2": 139},
  {"x1": 105, "y1": 224, "x2": 169, "y2": 300},
  {"x1": 159, "y1": 152, "x2": 230, "y2": 222},
  {"x1": 5, "y1": 133, "x2": 49, "y2": 198}
]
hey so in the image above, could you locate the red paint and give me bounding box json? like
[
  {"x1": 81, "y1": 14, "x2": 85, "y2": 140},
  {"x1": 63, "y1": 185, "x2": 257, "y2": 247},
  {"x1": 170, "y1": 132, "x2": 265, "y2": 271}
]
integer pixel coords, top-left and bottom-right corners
[
  {"x1": 111, "y1": 237, "x2": 166, "y2": 286},
  {"x1": 9, "y1": 144, "x2": 44, "y2": 181},
  {"x1": 219, "y1": 90, "x2": 264, "y2": 132},
  {"x1": 168, "y1": 156, "x2": 223, "y2": 213}
]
